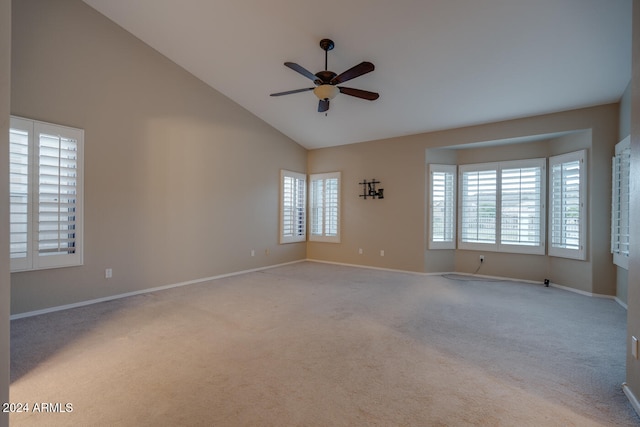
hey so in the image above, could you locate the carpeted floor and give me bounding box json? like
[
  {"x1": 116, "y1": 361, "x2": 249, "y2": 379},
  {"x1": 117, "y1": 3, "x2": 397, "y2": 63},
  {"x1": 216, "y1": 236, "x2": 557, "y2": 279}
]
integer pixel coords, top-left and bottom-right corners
[{"x1": 9, "y1": 262, "x2": 640, "y2": 426}]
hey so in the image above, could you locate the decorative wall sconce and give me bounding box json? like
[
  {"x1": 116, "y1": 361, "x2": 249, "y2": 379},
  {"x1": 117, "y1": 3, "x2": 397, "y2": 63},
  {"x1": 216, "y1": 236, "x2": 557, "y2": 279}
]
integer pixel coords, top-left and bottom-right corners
[{"x1": 359, "y1": 179, "x2": 384, "y2": 199}]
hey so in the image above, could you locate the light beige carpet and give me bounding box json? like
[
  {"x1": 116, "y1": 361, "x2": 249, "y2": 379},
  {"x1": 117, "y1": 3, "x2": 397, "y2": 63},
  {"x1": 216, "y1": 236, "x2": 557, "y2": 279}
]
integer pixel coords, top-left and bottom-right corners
[{"x1": 10, "y1": 262, "x2": 639, "y2": 426}]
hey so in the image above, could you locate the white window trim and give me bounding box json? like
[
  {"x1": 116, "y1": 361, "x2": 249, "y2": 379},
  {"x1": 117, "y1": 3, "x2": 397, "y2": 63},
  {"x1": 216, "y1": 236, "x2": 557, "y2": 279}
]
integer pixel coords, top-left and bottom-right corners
[
  {"x1": 611, "y1": 136, "x2": 630, "y2": 269},
  {"x1": 499, "y1": 158, "x2": 546, "y2": 255},
  {"x1": 309, "y1": 171, "x2": 341, "y2": 243},
  {"x1": 10, "y1": 116, "x2": 84, "y2": 272},
  {"x1": 548, "y1": 149, "x2": 587, "y2": 260},
  {"x1": 429, "y1": 164, "x2": 456, "y2": 249},
  {"x1": 9, "y1": 117, "x2": 33, "y2": 272},
  {"x1": 279, "y1": 169, "x2": 306, "y2": 244},
  {"x1": 458, "y1": 159, "x2": 546, "y2": 255},
  {"x1": 459, "y1": 162, "x2": 499, "y2": 252}
]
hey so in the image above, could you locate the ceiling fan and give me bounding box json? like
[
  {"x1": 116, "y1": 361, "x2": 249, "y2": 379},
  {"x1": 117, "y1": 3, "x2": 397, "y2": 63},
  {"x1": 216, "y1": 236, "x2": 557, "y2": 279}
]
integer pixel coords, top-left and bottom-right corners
[{"x1": 270, "y1": 39, "x2": 379, "y2": 113}]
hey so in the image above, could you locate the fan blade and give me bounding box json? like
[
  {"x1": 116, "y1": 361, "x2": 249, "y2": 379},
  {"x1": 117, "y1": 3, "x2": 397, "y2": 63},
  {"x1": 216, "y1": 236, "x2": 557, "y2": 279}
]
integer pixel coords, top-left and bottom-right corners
[
  {"x1": 330, "y1": 61, "x2": 375, "y2": 85},
  {"x1": 284, "y1": 62, "x2": 319, "y2": 83},
  {"x1": 338, "y1": 87, "x2": 379, "y2": 101},
  {"x1": 270, "y1": 87, "x2": 314, "y2": 97},
  {"x1": 318, "y1": 99, "x2": 330, "y2": 113}
]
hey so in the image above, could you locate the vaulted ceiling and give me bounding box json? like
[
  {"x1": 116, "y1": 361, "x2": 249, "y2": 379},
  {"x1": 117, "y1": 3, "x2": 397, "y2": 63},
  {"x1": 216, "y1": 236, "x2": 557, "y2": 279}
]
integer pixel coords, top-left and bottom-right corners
[{"x1": 82, "y1": 0, "x2": 632, "y2": 149}]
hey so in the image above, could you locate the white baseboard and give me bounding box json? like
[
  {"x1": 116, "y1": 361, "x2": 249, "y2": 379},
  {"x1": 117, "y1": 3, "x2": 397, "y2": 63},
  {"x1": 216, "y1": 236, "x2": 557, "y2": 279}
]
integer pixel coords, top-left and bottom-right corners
[
  {"x1": 10, "y1": 259, "x2": 306, "y2": 320},
  {"x1": 448, "y1": 271, "x2": 542, "y2": 285},
  {"x1": 549, "y1": 282, "x2": 625, "y2": 308},
  {"x1": 549, "y1": 282, "x2": 596, "y2": 297},
  {"x1": 305, "y1": 258, "x2": 440, "y2": 276},
  {"x1": 307, "y1": 258, "x2": 625, "y2": 307},
  {"x1": 616, "y1": 297, "x2": 628, "y2": 310},
  {"x1": 12, "y1": 258, "x2": 625, "y2": 319},
  {"x1": 623, "y1": 383, "x2": 640, "y2": 417}
]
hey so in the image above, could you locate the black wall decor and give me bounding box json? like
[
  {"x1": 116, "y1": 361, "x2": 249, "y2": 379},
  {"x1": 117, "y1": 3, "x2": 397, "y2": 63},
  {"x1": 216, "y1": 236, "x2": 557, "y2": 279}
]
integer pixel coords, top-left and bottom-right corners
[{"x1": 359, "y1": 179, "x2": 384, "y2": 199}]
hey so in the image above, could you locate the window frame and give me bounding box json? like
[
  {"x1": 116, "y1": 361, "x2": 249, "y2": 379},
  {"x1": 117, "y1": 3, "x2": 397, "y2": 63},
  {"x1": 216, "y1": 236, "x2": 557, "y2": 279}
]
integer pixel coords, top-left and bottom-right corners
[
  {"x1": 459, "y1": 162, "x2": 499, "y2": 251},
  {"x1": 611, "y1": 137, "x2": 630, "y2": 269},
  {"x1": 309, "y1": 171, "x2": 341, "y2": 243},
  {"x1": 279, "y1": 169, "x2": 307, "y2": 244},
  {"x1": 428, "y1": 164, "x2": 457, "y2": 249},
  {"x1": 548, "y1": 149, "x2": 587, "y2": 260},
  {"x1": 499, "y1": 159, "x2": 546, "y2": 255},
  {"x1": 9, "y1": 116, "x2": 84, "y2": 272},
  {"x1": 458, "y1": 158, "x2": 546, "y2": 255}
]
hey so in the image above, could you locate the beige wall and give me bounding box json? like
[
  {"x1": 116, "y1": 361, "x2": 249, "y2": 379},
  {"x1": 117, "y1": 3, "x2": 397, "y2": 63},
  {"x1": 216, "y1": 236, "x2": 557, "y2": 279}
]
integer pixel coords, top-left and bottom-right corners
[
  {"x1": 309, "y1": 104, "x2": 619, "y2": 295},
  {"x1": 453, "y1": 134, "x2": 593, "y2": 289},
  {"x1": 626, "y1": 0, "x2": 640, "y2": 406},
  {"x1": 10, "y1": 0, "x2": 307, "y2": 315},
  {"x1": 5, "y1": 0, "x2": 637, "y2": 416},
  {"x1": 1, "y1": 0, "x2": 10, "y2": 424},
  {"x1": 308, "y1": 138, "x2": 427, "y2": 271}
]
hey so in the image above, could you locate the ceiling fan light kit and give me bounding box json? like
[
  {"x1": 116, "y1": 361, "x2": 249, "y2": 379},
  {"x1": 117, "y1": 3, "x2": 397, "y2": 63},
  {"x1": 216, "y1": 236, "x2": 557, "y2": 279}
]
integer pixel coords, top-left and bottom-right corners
[
  {"x1": 314, "y1": 85, "x2": 339, "y2": 100},
  {"x1": 270, "y1": 38, "x2": 379, "y2": 113}
]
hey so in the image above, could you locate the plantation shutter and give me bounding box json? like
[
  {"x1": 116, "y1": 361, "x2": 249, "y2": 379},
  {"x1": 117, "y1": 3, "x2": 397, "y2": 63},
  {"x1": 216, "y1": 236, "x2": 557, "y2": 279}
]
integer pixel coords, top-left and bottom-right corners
[
  {"x1": 460, "y1": 166, "x2": 497, "y2": 246},
  {"x1": 611, "y1": 137, "x2": 630, "y2": 268},
  {"x1": 9, "y1": 119, "x2": 32, "y2": 271},
  {"x1": 310, "y1": 179, "x2": 323, "y2": 237},
  {"x1": 309, "y1": 172, "x2": 340, "y2": 243},
  {"x1": 429, "y1": 164, "x2": 456, "y2": 249},
  {"x1": 9, "y1": 116, "x2": 84, "y2": 272},
  {"x1": 324, "y1": 178, "x2": 339, "y2": 237},
  {"x1": 549, "y1": 150, "x2": 586, "y2": 260},
  {"x1": 500, "y1": 164, "x2": 543, "y2": 248},
  {"x1": 280, "y1": 170, "x2": 306, "y2": 243},
  {"x1": 36, "y1": 123, "x2": 83, "y2": 268}
]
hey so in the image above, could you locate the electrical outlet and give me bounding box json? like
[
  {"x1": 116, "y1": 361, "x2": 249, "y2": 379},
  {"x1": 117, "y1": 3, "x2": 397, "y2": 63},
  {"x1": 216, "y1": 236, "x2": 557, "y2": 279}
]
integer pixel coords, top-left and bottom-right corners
[
  {"x1": 358, "y1": 248, "x2": 363, "y2": 255},
  {"x1": 479, "y1": 255, "x2": 485, "y2": 263},
  {"x1": 251, "y1": 249, "x2": 255, "y2": 257},
  {"x1": 380, "y1": 250, "x2": 385, "y2": 257},
  {"x1": 105, "y1": 268, "x2": 112, "y2": 279}
]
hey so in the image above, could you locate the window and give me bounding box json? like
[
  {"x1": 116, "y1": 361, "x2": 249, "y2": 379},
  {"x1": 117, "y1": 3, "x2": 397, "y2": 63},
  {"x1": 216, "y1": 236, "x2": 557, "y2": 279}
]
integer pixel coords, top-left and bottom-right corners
[
  {"x1": 9, "y1": 116, "x2": 84, "y2": 272},
  {"x1": 460, "y1": 164, "x2": 498, "y2": 248},
  {"x1": 280, "y1": 170, "x2": 306, "y2": 244},
  {"x1": 611, "y1": 137, "x2": 630, "y2": 269},
  {"x1": 459, "y1": 159, "x2": 545, "y2": 254},
  {"x1": 500, "y1": 161, "x2": 545, "y2": 251},
  {"x1": 429, "y1": 164, "x2": 456, "y2": 249},
  {"x1": 309, "y1": 172, "x2": 340, "y2": 243},
  {"x1": 548, "y1": 150, "x2": 586, "y2": 260}
]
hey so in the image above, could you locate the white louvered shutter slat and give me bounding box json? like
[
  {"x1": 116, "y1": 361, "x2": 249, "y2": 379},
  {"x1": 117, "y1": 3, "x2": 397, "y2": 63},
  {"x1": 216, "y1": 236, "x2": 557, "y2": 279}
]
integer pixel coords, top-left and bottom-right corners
[{"x1": 429, "y1": 164, "x2": 456, "y2": 249}]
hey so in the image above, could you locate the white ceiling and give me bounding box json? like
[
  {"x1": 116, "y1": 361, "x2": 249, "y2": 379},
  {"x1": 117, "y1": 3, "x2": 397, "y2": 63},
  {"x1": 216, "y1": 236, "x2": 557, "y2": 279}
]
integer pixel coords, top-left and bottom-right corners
[{"x1": 82, "y1": 0, "x2": 632, "y2": 150}]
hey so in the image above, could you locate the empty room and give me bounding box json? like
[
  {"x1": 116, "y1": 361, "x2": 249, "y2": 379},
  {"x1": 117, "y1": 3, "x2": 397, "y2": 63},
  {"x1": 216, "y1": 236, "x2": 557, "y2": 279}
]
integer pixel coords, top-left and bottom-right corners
[{"x1": 2, "y1": 0, "x2": 640, "y2": 425}]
